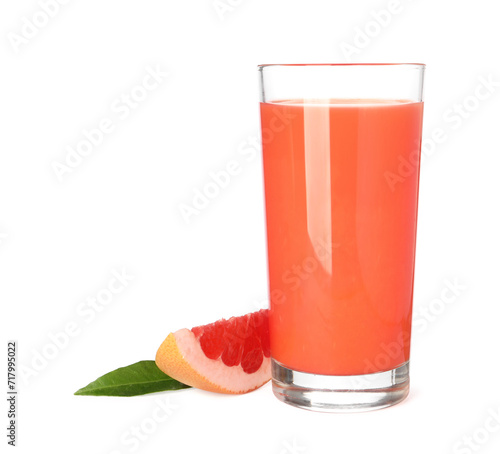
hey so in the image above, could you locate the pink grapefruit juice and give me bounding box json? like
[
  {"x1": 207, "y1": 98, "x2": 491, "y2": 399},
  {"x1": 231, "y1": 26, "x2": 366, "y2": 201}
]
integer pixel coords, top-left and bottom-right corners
[{"x1": 260, "y1": 99, "x2": 424, "y2": 376}]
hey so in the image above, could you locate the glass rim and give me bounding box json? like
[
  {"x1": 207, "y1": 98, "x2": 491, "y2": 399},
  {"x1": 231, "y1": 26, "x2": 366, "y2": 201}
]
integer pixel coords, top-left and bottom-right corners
[{"x1": 258, "y1": 63, "x2": 425, "y2": 70}]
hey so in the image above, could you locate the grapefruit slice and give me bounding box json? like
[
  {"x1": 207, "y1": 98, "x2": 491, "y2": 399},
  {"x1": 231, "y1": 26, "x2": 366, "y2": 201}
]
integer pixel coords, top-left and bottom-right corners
[{"x1": 155, "y1": 309, "x2": 271, "y2": 394}]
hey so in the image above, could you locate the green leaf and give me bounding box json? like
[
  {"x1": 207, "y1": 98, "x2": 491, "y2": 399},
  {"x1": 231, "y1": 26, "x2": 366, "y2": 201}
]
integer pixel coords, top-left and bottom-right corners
[{"x1": 74, "y1": 360, "x2": 191, "y2": 396}]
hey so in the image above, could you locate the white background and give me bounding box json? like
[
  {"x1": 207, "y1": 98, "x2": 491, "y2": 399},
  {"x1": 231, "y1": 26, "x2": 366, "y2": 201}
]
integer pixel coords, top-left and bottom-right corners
[{"x1": 1, "y1": 1, "x2": 499, "y2": 453}]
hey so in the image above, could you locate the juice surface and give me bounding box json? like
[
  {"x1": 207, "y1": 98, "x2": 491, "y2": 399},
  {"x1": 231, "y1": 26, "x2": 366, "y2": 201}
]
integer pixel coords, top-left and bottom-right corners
[{"x1": 260, "y1": 99, "x2": 423, "y2": 375}]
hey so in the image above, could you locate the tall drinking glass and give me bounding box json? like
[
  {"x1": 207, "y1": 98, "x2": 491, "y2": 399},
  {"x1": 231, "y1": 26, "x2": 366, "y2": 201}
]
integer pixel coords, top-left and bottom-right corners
[{"x1": 258, "y1": 63, "x2": 425, "y2": 412}]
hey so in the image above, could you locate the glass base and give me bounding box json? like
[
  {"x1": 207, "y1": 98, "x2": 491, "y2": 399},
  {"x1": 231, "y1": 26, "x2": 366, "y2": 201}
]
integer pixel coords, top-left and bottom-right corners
[{"x1": 271, "y1": 359, "x2": 410, "y2": 413}]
